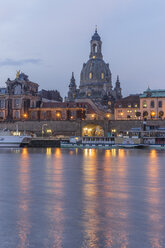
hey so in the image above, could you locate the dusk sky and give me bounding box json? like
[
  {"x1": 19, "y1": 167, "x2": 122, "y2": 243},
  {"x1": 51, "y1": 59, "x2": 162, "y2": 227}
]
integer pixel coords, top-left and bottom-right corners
[{"x1": 0, "y1": 0, "x2": 164, "y2": 98}]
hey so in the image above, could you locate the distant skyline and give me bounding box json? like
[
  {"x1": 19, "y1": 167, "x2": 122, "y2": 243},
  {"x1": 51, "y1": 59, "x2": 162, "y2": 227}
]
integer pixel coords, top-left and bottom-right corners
[{"x1": 0, "y1": 0, "x2": 164, "y2": 98}]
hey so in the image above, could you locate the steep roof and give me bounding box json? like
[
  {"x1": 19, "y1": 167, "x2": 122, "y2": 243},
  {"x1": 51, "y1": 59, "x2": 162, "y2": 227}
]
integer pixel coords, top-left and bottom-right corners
[{"x1": 115, "y1": 95, "x2": 140, "y2": 108}]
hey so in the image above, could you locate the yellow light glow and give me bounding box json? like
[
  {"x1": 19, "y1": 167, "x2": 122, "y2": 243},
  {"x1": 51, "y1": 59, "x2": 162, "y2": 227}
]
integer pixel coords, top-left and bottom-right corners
[
  {"x1": 56, "y1": 112, "x2": 61, "y2": 117},
  {"x1": 46, "y1": 148, "x2": 52, "y2": 156},
  {"x1": 106, "y1": 113, "x2": 110, "y2": 118},
  {"x1": 92, "y1": 56, "x2": 95, "y2": 59},
  {"x1": 120, "y1": 112, "x2": 123, "y2": 116},
  {"x1": 101, "y1": 73, "x2": 104, "y2": 79},
  {"x1": 151, "y1": 111, "x2": 156, "y2": 117},
  {"x1": 23, "y1": 113, "x2": 28, "y2": 118},
  {"x1": 91, "y1": 114, "x2": 95, "y2": 118},
  {"x1": 46, "y1": 129, "x2": 52, "y2": 133}
]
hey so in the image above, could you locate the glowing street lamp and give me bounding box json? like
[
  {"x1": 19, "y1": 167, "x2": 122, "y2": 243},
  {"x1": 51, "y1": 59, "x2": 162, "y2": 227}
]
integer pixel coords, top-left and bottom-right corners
[
  {"x1": 23, "y1": 113, "x2": 28, "y2": 119},
  {"x1": 151, "y1": 111, "x2": 156, "y2": 118},
  {"x1": 106, "y1": 113, "x2": 111, "y2": 119}
]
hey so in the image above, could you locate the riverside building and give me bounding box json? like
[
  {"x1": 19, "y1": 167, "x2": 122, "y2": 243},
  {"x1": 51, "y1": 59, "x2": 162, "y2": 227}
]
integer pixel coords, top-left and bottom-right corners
[{"x1": 140, "y1": 88, "x2": 165, "y2": 120}]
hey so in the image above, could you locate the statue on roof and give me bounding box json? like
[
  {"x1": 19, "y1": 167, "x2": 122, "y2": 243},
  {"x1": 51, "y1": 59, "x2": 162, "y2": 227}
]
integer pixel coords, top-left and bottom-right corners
[{"x1": 16, "y1": 70, "x2": 21, "y2": 79}]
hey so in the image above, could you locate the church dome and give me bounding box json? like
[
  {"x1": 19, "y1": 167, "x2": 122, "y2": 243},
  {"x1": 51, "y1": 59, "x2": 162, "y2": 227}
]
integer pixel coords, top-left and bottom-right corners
[{"x1": 80, "y1": 58, "x2": 111, "y2": 86}]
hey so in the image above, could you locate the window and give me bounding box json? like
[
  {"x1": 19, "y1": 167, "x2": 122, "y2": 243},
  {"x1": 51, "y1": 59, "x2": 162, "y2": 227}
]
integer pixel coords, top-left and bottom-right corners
[
  {"x1": 150, "y1": 101, "x2": 155, "y2": 108},
  {"x1": 159, "y1": 101, "x2": 162, "y2": 108},
  {"x1": 134, "y1": 104, "x2": 138, "y2": 108},
  {"x1": 143, "y1": 101, "x2": 147, "y2": 108},
  {"x1": 14, "y1": 84, "x2": 21, "y2": 95},
  {"x1": 14, "y1": 99, "x2": 20, "y2": 108},
  {"x1": 14, "y1": 111, "x2": 19, "y2": 119},
  {"x1": 0, "y1": 111, "x2": 4, "y2": 119},
  {"x1": 143, "y1": 111, "x2": 148, "y2": 117},
  {"x1": 101, "y1": 73, "x2": 104, "y2": 79},
  {"x1": 159, "y1": 111, "x2": 164, "y2": 118},
  {"x1": 89, "y1": 72, "x2": 92, "y2": 79},
  {"x1": 0, "y1": 99, "x2": 5, "y2": 109},
  {"x1": 128, "y1": 104, "x2": 131, "y2": 108}
]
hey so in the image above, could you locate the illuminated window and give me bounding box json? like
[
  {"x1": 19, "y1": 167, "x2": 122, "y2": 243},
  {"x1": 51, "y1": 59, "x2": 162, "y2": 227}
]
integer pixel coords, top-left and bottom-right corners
[
  {"x1": 128, "y1": 104, "x2": 131, "y2": 108},
  {"x1": 101, "y1": 73, "x2": 104, "y2": 79},
  {"x1": 143, "y1": 101, "x2": 147, "y2": 108},
  {"x1": 89, "y1": 72, "x2": 92, "y2": 79},
  {"x1": 134, "y1": 104, "x2": 138, "y2": 107}
]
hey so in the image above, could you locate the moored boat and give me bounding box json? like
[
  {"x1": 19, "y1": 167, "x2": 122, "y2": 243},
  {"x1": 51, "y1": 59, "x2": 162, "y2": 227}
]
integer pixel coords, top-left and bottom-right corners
[{"x1": 0, "y1": 130, "x2": 31, "y2": 148}]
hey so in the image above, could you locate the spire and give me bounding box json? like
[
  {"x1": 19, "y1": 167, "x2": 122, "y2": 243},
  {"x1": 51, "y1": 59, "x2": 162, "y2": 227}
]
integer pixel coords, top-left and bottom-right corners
[
  {"x1": 71, "y1": 72, "x2": 74, "y2": 80},
  {"x1": 116, "y1": 75, "x2": 120, "y2": 86},
  {"x1": 69, "y1": 72, "x2": 76, "y2": 88},
  {"x1": 95, "y1": 25, "x2": 97, "y2": 33},
  {"x1": 115, "y1": 75, "x2": 122, "y2": 99}
]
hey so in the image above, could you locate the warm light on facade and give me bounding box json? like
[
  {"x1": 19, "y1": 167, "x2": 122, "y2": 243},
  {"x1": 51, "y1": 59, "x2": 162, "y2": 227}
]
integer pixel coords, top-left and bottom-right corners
[
  {"x1": 151, "y1": 111, "x2": 156, "y2": 117},
  {"x1": 106, "y1": 113, "x2": 111, "y2": 118},
  {"x1": 56, "y1": 112, "x2": 61, "y2": 118},
  {"x1": 46, "y1": 129, "x2": 52, "y2": 133},
  {"x1": 23, "y1": 113, "x2": 28, "y2": 118}
]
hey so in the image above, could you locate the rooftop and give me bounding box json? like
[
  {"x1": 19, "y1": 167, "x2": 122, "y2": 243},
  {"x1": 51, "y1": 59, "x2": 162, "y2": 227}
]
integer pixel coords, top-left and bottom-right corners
[{"x1": 140, "y1": 89, "x2": 165, "y2": 98}]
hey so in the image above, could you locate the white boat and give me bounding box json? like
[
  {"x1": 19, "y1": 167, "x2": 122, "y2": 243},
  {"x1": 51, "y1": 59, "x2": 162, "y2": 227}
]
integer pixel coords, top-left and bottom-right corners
[
  {"x1": 60, "y1": 136, "x2": 115, "y2": 148},
  {"x1": 0, "y1": 130, "x2": 31, "y2": 148}
]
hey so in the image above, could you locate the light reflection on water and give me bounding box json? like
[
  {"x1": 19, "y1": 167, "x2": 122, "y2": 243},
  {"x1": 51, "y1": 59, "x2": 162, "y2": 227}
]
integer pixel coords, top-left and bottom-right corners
[
  {"x1": 147, "y1": 150, "x2": 163, "y2": 248},
  {"x1": 0, "y1": 148, "x2": 165, "y2": 247},
  {"x1": 17, "y1": 148, "x2": 31, "y2": 248}
]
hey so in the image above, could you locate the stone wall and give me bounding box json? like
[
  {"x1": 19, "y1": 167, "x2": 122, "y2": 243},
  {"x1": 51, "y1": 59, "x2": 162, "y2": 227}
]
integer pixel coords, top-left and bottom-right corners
[{"x1": 0, "y1": 119, "x2": 165, "y2": 136}]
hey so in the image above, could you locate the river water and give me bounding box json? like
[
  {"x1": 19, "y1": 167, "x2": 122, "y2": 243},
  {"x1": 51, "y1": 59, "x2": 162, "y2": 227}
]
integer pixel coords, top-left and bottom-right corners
[{"x1": 0, "y1": 148, "x2": 165, "y2": 248}]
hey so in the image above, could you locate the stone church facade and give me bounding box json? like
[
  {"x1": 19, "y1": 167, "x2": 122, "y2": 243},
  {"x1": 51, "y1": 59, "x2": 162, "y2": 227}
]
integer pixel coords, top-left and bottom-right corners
[{"x1": 66, "y1": 28, "x2": 122, "y2": 113}]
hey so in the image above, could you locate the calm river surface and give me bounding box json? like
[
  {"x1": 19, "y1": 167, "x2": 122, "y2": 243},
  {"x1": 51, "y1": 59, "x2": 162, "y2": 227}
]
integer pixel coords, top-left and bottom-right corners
[{"x1": 0, "y1": 148, "x2": 165, "y2": 248}]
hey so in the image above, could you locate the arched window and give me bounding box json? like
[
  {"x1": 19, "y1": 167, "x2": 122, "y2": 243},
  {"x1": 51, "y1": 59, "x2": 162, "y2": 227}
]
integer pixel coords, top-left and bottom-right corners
[
  {"x1": 143, "y1": 111, "x2": 148, "y2": 117},
  {"x1": 101, "y1": 73, "x2": 104, "y2": 79},
  {"x1": 159, "y1": 111, "x2": 164, "y2": 118},
  {"x1": 143, "y1": 101, "x2": 147, "y2": 108},
  {"x1": 89, "y1": 72, "x2": 92, "y2": 79}
]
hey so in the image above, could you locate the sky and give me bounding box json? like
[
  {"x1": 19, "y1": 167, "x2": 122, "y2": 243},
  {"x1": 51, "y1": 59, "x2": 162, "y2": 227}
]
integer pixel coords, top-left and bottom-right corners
[{"x1": 0, "y1": 0, "x2": 165, "y2": 98}]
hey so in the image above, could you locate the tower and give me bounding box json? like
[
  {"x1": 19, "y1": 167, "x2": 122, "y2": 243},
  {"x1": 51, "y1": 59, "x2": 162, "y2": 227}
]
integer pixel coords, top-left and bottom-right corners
[
  {"x1": 114, "y1": 75, "x2": 122, "y2": 100},
  {"x1": 89, "y1": 27, "x2": 103, "y2": 60},
  {"x1": 67, "y1": 72, "x2": 77, "y2": 101}
]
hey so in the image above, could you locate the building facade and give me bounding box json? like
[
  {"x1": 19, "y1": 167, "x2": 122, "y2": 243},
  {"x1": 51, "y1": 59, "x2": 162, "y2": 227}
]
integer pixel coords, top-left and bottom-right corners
[
  {"x1": 0, "y1": 72, "x2": 41, "y2": 121},
  {"x1": 28, "y1": 102, "x2": 98, "y2": 121},
  {"x1": 140, "y1": 88, "x2": 165, "y2": 119},
  {"x1": 114, "y1": 95, "x2": 140, "y2": 120}
]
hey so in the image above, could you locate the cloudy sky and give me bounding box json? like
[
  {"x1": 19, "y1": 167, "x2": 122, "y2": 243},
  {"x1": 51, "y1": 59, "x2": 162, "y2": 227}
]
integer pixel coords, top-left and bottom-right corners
[{"x1": 0, "y1": 0, "x2": 164, "y2": 97}]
